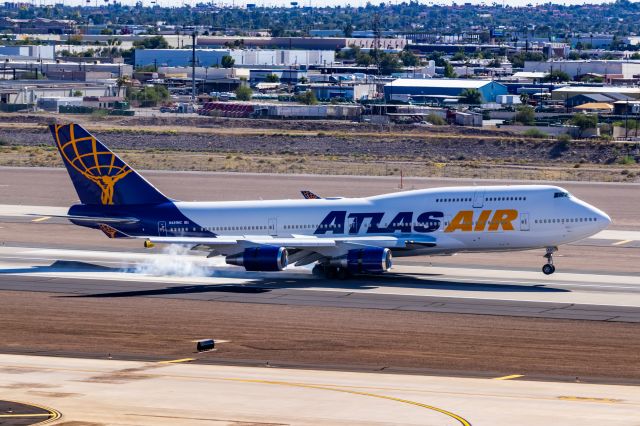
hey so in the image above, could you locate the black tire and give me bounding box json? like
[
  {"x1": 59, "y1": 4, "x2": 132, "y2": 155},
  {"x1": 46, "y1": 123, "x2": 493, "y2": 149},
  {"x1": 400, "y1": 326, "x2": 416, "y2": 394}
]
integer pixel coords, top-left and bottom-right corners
[
  {"x1": 337, "y1": 267, "x2": 350, "y2": 280},
  {"x1": 311, "y1": 264, "x2": 325, "y2": 278},
  {"x1": 542, "y1": 264, "x2": 555, "y2": 275}
]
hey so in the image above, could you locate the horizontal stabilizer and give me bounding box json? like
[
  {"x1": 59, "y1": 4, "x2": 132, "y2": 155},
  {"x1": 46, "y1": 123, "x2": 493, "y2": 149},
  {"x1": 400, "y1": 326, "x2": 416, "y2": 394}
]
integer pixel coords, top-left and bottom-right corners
[{"x1": 28, "y1": 213, "x2": 139, "y2": 225}]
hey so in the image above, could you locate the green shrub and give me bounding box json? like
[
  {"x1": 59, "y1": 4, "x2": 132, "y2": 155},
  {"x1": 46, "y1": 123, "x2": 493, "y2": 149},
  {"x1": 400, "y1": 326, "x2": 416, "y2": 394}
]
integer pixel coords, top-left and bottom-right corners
[
  {"x1": 235, "y1": 85, "x2": 253, "y2": 101},
  {"x1": 425, "y1": 113, "x2": 446, "y2": 125},
  {"x1": 523, "y1": 128, "x2": 548, "y2": 139},
  {"x1": 514, "y1": 105, "x2": 535, "y2": 125}
]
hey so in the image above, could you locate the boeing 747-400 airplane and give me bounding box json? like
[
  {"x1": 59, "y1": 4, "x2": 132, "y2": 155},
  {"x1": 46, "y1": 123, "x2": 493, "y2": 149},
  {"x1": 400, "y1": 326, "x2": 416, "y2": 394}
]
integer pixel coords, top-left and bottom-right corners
[{"x1": 46, "y1": 123, "x2": 611, "y2": 277}]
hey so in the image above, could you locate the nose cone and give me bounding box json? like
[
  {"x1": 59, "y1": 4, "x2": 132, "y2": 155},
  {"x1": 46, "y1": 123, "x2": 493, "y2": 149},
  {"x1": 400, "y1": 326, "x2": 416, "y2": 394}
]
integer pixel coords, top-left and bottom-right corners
[
  {"x1": 584, "y1": 203, "x2": 612, "y2": 231},
  {"x1": 596, "y1": 208, "x2": 612, "y2": 229}
]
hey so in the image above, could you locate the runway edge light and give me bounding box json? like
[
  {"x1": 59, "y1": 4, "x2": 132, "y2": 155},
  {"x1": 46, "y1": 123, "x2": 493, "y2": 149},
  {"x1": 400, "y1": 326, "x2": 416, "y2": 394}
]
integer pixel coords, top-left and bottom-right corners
[{"x1": 197, "y1": 339, "x2": 215, "y2": 352}]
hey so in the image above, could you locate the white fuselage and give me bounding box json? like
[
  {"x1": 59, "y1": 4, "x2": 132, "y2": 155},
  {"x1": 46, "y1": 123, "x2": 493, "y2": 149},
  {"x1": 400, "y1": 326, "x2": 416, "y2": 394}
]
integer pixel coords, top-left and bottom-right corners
[{"x1": 168, "y1": 184, "x2": 610, "y2": 257}]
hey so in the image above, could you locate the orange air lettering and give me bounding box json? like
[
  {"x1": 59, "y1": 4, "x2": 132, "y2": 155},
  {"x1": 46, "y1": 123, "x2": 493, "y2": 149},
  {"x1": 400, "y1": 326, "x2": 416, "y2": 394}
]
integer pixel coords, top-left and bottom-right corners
[
  {"x1": 475, "y1": 210, "x2": 492, "y2": 231},
  {"x1": 445, "y1": 210, "x2": 474, "y2": 232},
  {"x1": 488, "y1": 209, "x2": 518, "y2": 231}
]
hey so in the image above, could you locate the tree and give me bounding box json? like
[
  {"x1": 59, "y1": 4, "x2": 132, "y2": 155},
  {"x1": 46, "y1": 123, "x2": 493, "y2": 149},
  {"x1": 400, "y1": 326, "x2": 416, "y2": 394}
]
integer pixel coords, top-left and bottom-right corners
[
  {"x1": 265, "y1": 73, "x2": 280, "y2": 83},
  {"x1": 355, "y1": 52, "x2": 373, "y2": 66},
  {"x1": 460, "y1": 88, "x2": 482, "y2": 104},
  {"x1": 133, "y1": 35, "x2": 168, "y2": 49},
  {"x1": 116, "y1": 75, "x2": 131, "y2": 97},
  {"x1": 235, "y1": 85, "x2": 252, "y2": 101},
  {"x1": 127, "y1": 85, "x2": 169, "y2": 107},
  {"x1": 343, "y1": 22, "x2": 354, "y2": 37},
  {"x1": 221, "y1": 55, "x2": 235, "y2": 68},
  {"x1": 296, "y1": 90, "x2": 318, "y2": 105},
  {"x1": 543, "y1": 69, "x2": 571, "y2": 82},
  {"x1": 519, "y1": 93, "x2": 530, "y2": 105},
  {"x1": 72, "y1": 90, "x2": 83, "y2": 97},
  {"x1": 514, "y1": 105, "x2": 535, "y2": 125},
  {"x1": 379, "y1": 53, "x2": 402, "y2": 75},
  {"x1": 570, "y1": 113, "x2": 598, "y2": 137},
  {"x1": 399, "y1": 49, "x2": 420, "y2": 67},
  {"x1": 298, "y1": 76, "x2": 309, "y2": 84},
  {"x1": 443, "y1": 61, "x2": 456, "y2": 78}
]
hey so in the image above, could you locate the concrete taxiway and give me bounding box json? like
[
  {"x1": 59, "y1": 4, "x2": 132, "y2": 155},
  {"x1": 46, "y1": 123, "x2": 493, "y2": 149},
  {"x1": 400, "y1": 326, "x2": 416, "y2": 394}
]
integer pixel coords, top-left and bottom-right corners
[{"x1": 1, "y1": 354, "x2": 639, "y2": 426}]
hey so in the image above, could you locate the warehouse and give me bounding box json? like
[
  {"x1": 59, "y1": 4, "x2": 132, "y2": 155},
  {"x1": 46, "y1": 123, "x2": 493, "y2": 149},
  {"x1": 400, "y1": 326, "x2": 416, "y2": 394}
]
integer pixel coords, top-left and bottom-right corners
[
  {"x1": 383, "y1": 79, "x2": 508, "y2": 103},
  {"x1": 135, "y1": 48, "x2": 335, "y2": 68}
]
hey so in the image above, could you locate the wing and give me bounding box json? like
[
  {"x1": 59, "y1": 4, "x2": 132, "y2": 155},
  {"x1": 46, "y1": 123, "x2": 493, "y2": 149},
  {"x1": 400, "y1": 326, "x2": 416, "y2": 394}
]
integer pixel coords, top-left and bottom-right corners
[{"x1": 140, "y1": 234, "x2": 438, "y2": 265}]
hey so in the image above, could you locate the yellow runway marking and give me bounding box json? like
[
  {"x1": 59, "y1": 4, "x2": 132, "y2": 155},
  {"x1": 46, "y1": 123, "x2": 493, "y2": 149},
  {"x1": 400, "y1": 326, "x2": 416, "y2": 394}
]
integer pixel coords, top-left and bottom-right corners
[
  {"x1": 31, "y1": 216, "x2": 51, "y2": 222},
  {"x1": 0, "y1": 413, "x2": 52, "y2": 417},
  {"x1": 557, "y1": 396, "x2": 621, "y2": 403},
  {"x1": 224, "y1": 377, "x2": 472, "y2": 426},
  {"x1": 612, "y1": 239, "x2": 633, "y2": 246},
  {"x1": 494, "y1": 374, "x2": 524, "y2": 380},
  {"x1": 158, "y1": 358, "x2": 196, "y2": 364}
]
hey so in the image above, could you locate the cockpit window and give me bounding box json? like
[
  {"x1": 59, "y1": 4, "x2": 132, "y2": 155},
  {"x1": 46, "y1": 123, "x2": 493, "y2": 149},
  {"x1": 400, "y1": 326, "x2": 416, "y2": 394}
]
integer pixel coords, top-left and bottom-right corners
[{"x1": 554, "y1": 192, "x2": 570, "y2": 198}]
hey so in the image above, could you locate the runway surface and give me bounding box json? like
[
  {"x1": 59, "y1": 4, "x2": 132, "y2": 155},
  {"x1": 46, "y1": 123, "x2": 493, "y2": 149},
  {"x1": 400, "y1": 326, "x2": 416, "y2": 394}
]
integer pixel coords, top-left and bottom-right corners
[
  {"x1": 0, "y1": 245, "x2": 639, "y2": 322},
  {"x1": 1, "y1": 354, "x2": 639, "y2": 426}
]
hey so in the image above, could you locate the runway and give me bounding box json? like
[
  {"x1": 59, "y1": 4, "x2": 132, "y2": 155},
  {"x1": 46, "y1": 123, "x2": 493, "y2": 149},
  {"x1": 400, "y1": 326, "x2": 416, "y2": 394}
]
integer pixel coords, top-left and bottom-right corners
[
  {"x1": 0, "y1": 245, "x2": 639, "y2": 322},
  {"x1": 0, "y1": 168, "x2": 639, "y2": 395},
  {"x1": 1, "y1": 354, "x2": 639, "y2": 426}
]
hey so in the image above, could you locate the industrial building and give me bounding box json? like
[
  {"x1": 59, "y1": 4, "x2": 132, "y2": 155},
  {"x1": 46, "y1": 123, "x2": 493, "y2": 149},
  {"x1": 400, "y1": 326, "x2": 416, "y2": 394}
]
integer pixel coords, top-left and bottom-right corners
[
  {"x1": 135, "y1": 48, "x2": 335, "y2": 68},
  {"x1": 551, "y1": 86, "x2": 640, "y2": 101},
  {"x1": 308, "y1": 83, "x2": 378, "y2": 102},
  {"x1": 524, "y1": 60, "x2": 640, "y2": 80},
  {"x1": 197, "y1": 36, "x2": 407, "y2": 51},
  {"x1": 383, "y1": 79, "x2": 508, "y2": 103}
]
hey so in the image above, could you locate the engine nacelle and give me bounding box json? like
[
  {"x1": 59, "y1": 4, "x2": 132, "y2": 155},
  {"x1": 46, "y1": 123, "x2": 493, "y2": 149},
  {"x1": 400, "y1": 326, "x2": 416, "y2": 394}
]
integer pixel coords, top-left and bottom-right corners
[
  {"x1": 225, "y1": 246, "x2": 288, "y2": 271},
  {"x1": 331, "y1": 247, "x2": 392, "y2": 274}
]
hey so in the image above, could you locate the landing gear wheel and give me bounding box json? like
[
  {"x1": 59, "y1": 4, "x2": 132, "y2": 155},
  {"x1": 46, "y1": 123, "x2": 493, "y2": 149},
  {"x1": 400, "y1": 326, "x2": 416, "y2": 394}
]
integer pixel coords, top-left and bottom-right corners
[
  {"x1": 312, "y1": 264, "x2": 326, "y2": 278},
  {"x1": 542, "y1": 247, "x2": 558, "y2": 275},
  {"x1": 337, "y1": 267, "x2": 350, "y2": 280}
]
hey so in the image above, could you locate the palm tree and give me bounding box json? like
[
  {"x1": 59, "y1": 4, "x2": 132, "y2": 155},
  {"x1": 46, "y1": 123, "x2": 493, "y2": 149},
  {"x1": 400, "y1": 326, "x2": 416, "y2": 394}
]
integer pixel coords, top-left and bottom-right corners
[
  {"x1": 116, "y1": 75, "x2": 130, "y2": 97},
  {"x1": 460, "y1": 88, "x2": 482, "y2": 105}
]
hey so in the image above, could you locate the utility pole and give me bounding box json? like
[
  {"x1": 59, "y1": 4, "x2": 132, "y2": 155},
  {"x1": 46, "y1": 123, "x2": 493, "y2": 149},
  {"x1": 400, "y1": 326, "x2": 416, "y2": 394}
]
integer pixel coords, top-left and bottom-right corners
[{"x1": 191, "y1": 30, "x2": 197, "y2": 101}]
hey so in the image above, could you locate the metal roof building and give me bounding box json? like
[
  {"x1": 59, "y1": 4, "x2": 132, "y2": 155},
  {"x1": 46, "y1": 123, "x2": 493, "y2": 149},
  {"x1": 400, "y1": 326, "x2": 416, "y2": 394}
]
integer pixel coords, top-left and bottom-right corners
[{"x1": 384, "y1": 79, "x2": 508, "y2": 103}]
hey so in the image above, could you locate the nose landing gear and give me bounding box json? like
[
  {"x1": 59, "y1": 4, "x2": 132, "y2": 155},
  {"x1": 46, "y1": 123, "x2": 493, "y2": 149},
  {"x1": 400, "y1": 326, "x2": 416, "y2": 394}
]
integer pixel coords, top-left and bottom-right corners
[{"x1": 542, "y1": 247, "x2": 557, "y2": 275}]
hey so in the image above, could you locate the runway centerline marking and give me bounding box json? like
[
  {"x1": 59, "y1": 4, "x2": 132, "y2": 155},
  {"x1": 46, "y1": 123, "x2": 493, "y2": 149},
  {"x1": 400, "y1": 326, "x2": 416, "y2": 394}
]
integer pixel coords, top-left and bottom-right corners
[
  {"x1": 494, "y1": 374, "x2": 524, "y2": 380},
  {"x1": 612, "y1": 239, "x2": 633, "y2": 246},
  {"x1": 30, "y1": 216, "x2": 51, "y2": 222}
]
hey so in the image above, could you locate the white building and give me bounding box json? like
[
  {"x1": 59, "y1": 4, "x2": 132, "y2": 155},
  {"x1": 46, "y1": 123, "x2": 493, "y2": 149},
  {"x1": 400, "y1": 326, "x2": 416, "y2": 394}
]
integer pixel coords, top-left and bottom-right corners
[{"x1": 524, "y1": 60, "x2": 640, "y2": 80}]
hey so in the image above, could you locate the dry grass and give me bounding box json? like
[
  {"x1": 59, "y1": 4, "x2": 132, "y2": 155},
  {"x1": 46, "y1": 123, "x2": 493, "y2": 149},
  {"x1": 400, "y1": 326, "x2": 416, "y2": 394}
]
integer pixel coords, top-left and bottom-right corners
[{"x1": 1, "y1": 145, "x2": 638, "y2": 182}]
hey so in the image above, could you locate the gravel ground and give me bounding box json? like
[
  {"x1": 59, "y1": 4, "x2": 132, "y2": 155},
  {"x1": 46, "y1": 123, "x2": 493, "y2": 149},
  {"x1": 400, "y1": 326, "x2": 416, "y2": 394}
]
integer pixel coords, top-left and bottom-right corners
[
  {"x1": 0, "y1": 290, "x2": 638, "y2": 382},
  {"x1": 0, "y1": 126, "x2": 635, "y2": 165}
]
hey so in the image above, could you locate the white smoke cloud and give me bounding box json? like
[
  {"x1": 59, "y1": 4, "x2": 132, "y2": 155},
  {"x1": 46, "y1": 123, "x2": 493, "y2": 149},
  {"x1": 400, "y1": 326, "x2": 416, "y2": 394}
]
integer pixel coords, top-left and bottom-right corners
[
  {"x1": 132, "y1": 244, "x2": 213, "y2": 277},
  {"x1": 125, "y1": 245, "x2": 313, "y2": 278}
]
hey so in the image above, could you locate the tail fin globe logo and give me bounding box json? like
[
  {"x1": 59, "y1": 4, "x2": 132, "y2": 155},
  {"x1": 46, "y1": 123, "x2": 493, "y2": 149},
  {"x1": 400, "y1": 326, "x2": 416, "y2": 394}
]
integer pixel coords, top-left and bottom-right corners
[{"x1": 52, "y1": 124, "x2": 132, "y2": 205}]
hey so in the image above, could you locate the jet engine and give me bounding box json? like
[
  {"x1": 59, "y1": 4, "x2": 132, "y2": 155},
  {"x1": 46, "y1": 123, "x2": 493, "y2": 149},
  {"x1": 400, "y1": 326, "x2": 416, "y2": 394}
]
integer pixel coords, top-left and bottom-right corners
[
  {"x1": 225, "y1": 246, "x2": 288, "y2": 271},
  {"x1": 331, "y1": 247, "x2": 392, "y2": 274}
]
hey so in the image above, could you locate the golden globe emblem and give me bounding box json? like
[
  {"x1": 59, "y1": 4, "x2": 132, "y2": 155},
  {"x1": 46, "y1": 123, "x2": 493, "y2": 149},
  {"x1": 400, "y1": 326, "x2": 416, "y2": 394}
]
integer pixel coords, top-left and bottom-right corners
[{"x1": 54, "y1": 124, "x2": 132, "y2": 205}]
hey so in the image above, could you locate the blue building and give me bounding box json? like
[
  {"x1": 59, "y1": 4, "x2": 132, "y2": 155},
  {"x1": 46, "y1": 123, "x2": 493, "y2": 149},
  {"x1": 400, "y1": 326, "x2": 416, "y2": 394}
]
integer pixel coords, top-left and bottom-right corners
[{"x1": 384, "y1": 79, "x2": 508, "y2": 103}]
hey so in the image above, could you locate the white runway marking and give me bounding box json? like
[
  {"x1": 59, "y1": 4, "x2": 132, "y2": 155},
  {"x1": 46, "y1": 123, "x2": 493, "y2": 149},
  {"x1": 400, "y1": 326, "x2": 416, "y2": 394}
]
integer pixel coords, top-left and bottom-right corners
[{"x1": 0, "y1": 246, "x2": 639, "y2": 308}]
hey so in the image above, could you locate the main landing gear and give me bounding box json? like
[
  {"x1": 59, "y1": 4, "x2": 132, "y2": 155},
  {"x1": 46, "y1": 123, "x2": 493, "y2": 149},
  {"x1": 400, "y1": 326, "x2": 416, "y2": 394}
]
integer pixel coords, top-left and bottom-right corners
[
  {"x1": 312, "y1": 263, "x2": 351, "y2": 280},
  {"x1": 542, "y1": 247, "x2": 557, "y2": 275}
]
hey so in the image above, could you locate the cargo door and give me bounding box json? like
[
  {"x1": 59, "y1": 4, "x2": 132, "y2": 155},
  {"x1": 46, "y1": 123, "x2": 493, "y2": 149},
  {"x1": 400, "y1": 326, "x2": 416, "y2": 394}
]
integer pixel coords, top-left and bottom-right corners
[
  {"x1": 473, "y1": 190, "x2": 485, "y2": 208},
  {"x1": 268, "y1": 217, "x2": 278, "y2": 236}
]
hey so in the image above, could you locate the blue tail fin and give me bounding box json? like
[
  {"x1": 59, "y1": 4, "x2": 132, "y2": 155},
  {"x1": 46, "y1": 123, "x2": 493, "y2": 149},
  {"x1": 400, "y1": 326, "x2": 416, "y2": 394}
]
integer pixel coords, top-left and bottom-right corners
[{"x1": 50, "y1": 123, "x2": 170, "y2": 206}]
